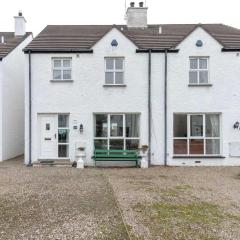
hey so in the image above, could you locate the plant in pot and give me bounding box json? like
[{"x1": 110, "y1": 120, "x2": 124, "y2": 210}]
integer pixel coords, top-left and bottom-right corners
[{"x1": 139, "y1": 144, "x2": 149, "y2": 168}]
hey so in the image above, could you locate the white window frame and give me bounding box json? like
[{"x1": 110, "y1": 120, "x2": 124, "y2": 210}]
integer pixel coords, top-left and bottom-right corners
[
  {"x1": 189, "y1": 57, "x2": 209, "y2": 85},
  {"x1": 105, "y1": 57, "x2": 125, "y2": 85},
  {"x1": 57, "y1": 114, "x2": 69, "y2": 158},
  {"x1": 52, "y1": 58, "x2": 72, "y2": 81},
  {"x1": 173, "y1": 113, "x2": 221, "y2": 156},
  {"x1": 94, "y1": 113, "x2": 140, "y2": 150}
]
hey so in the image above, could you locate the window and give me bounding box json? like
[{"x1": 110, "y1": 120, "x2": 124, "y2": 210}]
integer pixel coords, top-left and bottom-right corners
[
  {"x1": 94, "y1": 114, "x2": 140, "y2": 150},
  {"x1": 173, "y1": 113, "x2": 220, "y2": 156},
  {"x1": 105, "y1": 58, "x2": 124, "y2": 85},
  {"x1": 58, "y1": 114, "x2": 69, "y2": 158},
  {"x1": 189, "y1": 57, "x2": 209, "y2": 84},
  {"x1": 52, "y1": 58, "x2": 72, "y2": 81}
]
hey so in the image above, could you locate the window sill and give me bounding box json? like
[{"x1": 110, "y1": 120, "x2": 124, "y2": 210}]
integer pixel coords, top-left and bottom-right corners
[
  {"x1": 173, "y1": 155, "x2": 225, "y2": 159},
  {"x1": 188, "y1": 84, "x2": 212, "y2": 87},
  {"x1": 103, "y1": 84, "x2": 126, "y2": 87},
  {"x1": 50, "y1": 80, "x2": 74, "y2": 82}
]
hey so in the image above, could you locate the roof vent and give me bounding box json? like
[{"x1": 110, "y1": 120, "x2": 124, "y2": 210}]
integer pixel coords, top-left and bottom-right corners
[
  {"x1": 1, "y1": 36, "x2": 4, "y2": 44},
  {"x1": 111, "y1": 39, "x2": 118, "y2": 47}
]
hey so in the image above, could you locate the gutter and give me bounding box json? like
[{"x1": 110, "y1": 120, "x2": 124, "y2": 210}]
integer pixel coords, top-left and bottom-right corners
[
  {"x1": 23, "y1": 49, "x2": 93, "y2": 54},
  {"x1": 137, "y1": 49, "x2": 179, "y2": 53},
  {"x1": 164, "y1": 50, "x2": 168, "y2": 166},
  {"x1": 27, "y1": 50, "x2": 32, "y2": 166},
  {"x1": 221, "y1": 48, "x2": 240, "y2": 52},
  {"x1": 148, "y1": 49, "x2": 152, "y2": 165}
]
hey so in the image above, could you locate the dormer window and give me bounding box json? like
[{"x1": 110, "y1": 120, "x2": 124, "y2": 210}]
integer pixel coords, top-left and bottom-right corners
[
  {"x1": 52, "y1": 58, "x2": 72, "y2": 81},
  {"x1": 105, "y1": 57, "x2": 124, "y2": 85},
  {"x1": 189, "y1": 57, "x2": 209, "y2": 85}
]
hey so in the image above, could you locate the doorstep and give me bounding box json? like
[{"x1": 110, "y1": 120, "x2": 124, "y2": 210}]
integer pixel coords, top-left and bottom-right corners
[{"x1": 33, "y1": 159, "x2": 72, "y2": 167}]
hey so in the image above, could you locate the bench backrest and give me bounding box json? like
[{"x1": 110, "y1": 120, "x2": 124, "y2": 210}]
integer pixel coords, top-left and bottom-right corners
[{"x1": 94, "y1": 149, "x2": 138, "y2": 156}]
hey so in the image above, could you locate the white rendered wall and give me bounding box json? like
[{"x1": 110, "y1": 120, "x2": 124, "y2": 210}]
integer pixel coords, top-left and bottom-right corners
[
  {"x1": 0, "y1": 62, "x2": 2, "y2": 160},
  {"x1": 1, "y1": 35, "x2": 32, "y2": 161},
  {"x1": 25, "y1": 28, "x2": 149, "y2": 165}
]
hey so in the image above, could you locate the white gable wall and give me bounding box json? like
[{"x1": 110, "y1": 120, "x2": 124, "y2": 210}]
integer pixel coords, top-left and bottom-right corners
[
  {"x1": 25, "y1": 28, "x2": 149, "y2": 164},
  {"x1": 167, "y1": 27, "x2": 240, "y2": 165},
  {"x1": 0, "y1": 62, "x2": 2, "y2": 160},
  {"x1": 1, "y1": 35, "x2": 32, "y2": 161}
]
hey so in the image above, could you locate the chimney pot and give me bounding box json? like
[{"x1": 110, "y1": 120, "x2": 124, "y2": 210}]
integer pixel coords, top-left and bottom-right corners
[
  {"x1": 18, "y1": 11, "x2": 22, "y2": 16},
  {"x1": 130, "y1": 2, "x2": 135, "y2": 7},
  {"x1": 139, "y1": 2, "x2": 144, "y2": 7}
]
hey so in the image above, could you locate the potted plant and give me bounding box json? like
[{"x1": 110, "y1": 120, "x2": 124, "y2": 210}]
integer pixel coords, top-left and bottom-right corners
[{"x1": 139, "y1": 144, "x2": 149, "y2": 168}]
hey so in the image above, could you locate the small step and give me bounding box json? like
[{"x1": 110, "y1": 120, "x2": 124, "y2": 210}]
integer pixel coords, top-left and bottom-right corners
[{"x1": 33, "y1": 159, "x2": 72, "y2": 167}]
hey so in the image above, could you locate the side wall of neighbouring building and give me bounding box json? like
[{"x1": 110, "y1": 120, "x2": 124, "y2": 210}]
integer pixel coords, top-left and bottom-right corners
[{"x1": 1, "y1": 35, "x2": 32, "y2": 161}]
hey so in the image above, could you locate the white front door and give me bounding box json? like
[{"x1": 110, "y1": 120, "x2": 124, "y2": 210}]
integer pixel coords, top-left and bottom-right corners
[{"x1": 39, "y1": 115, "x2": 58, "y2": 159}]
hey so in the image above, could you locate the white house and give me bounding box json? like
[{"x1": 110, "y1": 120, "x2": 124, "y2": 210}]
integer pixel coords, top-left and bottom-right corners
[
  {"x1": 24, "y1": 2, "x2": 240, "y2": 166},
  {"x1": 0, "y1": 12, "x2": 32, "y2": 161}
]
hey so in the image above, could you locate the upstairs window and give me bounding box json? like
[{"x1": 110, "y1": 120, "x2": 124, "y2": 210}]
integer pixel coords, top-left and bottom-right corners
[
  {"x1": 52, "y1": 58, "x2": 72, "y2": 81},
  {"x1": 105, "y1": 58, "x2": 124, "y2": 85},
  {"x1": 189, "y1": 57, "x2": 209, "y2": 84}
]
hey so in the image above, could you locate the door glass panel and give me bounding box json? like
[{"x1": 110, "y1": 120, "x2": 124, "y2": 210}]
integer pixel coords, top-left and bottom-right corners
[
  {"x1": 126, "y1": 114, "x2": 139, "y2": 137},
  {"x1": 58, "y1": 115, "x2": 69, "y2": 128},
  {"x1": 174, "y1": 114, "x2": 187, "y2": 137},
  {"x1": 95, "y1": 115, "x2": 108, "y2": 137},
  {"x1": 190, "y1": 115, "x2": 203, "y2": 136},
  {"x1": 206, "y1": 139, "x2": 220, "y2": 155},
  {"x1": 174, "y1": 139, "x2": 188, "y2": 154},
  {"x1": 126, "y1": 139, "x2": 139, "y2": 150},
  {"x1": 190, "y1": 139, "x2": 204, "y2": 154},
  {"x1": 94, "y1": 139, "x2": 108, "y2": 150},
  {"x1": 58, "y1": 145, "x2": 69, "y2": 158},
  {"x1": 109, "y1": 139, "x2": 124, "y2": 150},
  {"x1": 58, "y1": 129, "x2": 69, "y2": 143},
  {"x1": 110, "y1": 115, "x2": 123, "y2": 137}
]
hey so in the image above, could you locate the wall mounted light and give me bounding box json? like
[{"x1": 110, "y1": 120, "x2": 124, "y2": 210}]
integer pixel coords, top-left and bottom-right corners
[
  {"x1": 233, "y1": 121, "x2": 239, "y2": 129},
  {"x1": 79, "y1": 124, "x2": 84, "y2": 133}
]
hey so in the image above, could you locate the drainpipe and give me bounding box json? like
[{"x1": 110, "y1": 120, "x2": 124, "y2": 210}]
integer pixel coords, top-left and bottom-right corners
[
  {"x1": 164, "y1": 49, "x2": 168, "y2": 166},
  {"x1": 26, "y1": 50, "x2": 32, "y2": 166},
  {"x1": 148, "y1": 49, "x2": 152, "y2": 165}
]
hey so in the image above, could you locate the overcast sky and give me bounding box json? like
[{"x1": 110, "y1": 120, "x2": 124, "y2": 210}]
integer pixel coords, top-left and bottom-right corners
[{"x1": 1, "y1": 0, "x2": 240, "y2": 37}]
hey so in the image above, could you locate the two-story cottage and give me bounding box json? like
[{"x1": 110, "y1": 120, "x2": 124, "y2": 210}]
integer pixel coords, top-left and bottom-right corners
[
  {"x1": 0, "y1": 12, "x2": 32, "y2": 161},
  {"x1": 24, "y1": 2, "x2": 240, "y2": 166}
]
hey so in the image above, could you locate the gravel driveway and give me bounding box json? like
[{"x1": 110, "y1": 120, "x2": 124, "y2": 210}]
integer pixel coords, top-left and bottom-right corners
[{"x1": 1, "y1": 158, "x2": 240, "y2": 240}]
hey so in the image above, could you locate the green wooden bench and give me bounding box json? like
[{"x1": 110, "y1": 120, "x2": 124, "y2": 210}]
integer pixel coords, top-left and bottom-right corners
[{"x1": 92, "y1": 149, "x2": 140, "y2": 167}]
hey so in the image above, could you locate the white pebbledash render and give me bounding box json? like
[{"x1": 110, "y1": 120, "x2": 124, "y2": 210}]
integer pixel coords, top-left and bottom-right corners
[
  {"x1": 24, "y1": 2, "x2": 240, "y2": 167},
  {"x1": 0, "y1": 12, "x2": 32, "y2": 161}
]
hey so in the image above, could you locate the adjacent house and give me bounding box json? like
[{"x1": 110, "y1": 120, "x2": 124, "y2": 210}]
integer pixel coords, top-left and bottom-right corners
[
  {"x1": 24, "y1": 2, "x2": 240, "y2": 166},
  {"x1": 0, "y1": 12, "x2": 32, "y2": 161}
]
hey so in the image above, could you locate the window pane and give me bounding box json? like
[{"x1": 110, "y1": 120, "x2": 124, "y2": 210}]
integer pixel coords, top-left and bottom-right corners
[
  {"x1": 174, "y1": 114, "x2": 187, "y2": 137},
  {"x1": 110, "y1": 115, "x2": 123, "y2": 137},
  {"x1": 174, "y1": 139, "x2": 187, "y2": 154},
  {"x1": 199, "y1": 59, "x2": 208, "y2": 69},
  {"x1": 106, "y1": 58, "x2": 114, "y2": 70},
  {"x1": 53, "y1": 70, "x2": 61, "y2": 80},
  {"x1": 58, "y1": 115, "x2": 69, "y2": 128},
  {"x1": 94, "y1": 139, "x2": 108, "y2": 150},
  {"x1": 63, "y1": 70, "x2": 72, "y2": 80},
  {"x1": 126, "y1": 114, "x2": 139, "y2": 137},
  {"x1": 189, "y1": 71, "x2": 198, "y2": 84},
  {"x1": 105, "y1": 72, "x2": 114, "y2": 84},
  {"x1": 190, "y1": 58, "x2": 198, "y2": 69},
  {"x1": 206, "y1": 115, "x2": 220, "y2": 137},
  {"x1": 109, "y1": 139, "x2": 124, "y2": 150},
  {"x1": 58, "y1": 129, "x2": 69, "y2": 143},
  {"x1": 115, "y1": 58, "x2": 124, "y2": 70},
  {"x1": 58, "y1": 145, "x2": 69, "y2": 158},
  {"x1": 190, "y1": 139, "x2": 204, "y2": 154},
  {"x1": 53, "y1": 59, "x2": 61, "y2": 68},
  {"x1": 126, "y1": 139, "x2": 139, "y2": 150},
  {"x1": 206, "y1": 139, "x2": 220, "y2": 155},
  {"x1": 63, "y1": 59, "x2": 71, "y2": 68},
  {"x1": 115, "y1": 72, "x2": 124, "y2": 84},
  {"x1": 190, "y1": 115, "x2": 203, "y2": 137},
  {"x1": 95, "y1": 115, "x2": 108, "y2": 137},
  {"x1": 199, "y1": 71, "x2": 208, "y2": 83}
]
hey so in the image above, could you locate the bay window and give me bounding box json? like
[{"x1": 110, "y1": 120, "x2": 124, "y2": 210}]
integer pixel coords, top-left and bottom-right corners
[
  {"x1": 173, "y1": 113, "x2": 220, "y2": 156},
  {"x1": 94, "y1": 114, "x2": 140, "y2": 150}
]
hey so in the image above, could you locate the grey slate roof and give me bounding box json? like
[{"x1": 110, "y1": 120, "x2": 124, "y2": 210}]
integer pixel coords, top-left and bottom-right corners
[
  {"x1": 24, "y1": 24, "x2": 240, "y2": 52},
  {"x1": 0, "y1": 32, "x2": 32, "y2": 59}
]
